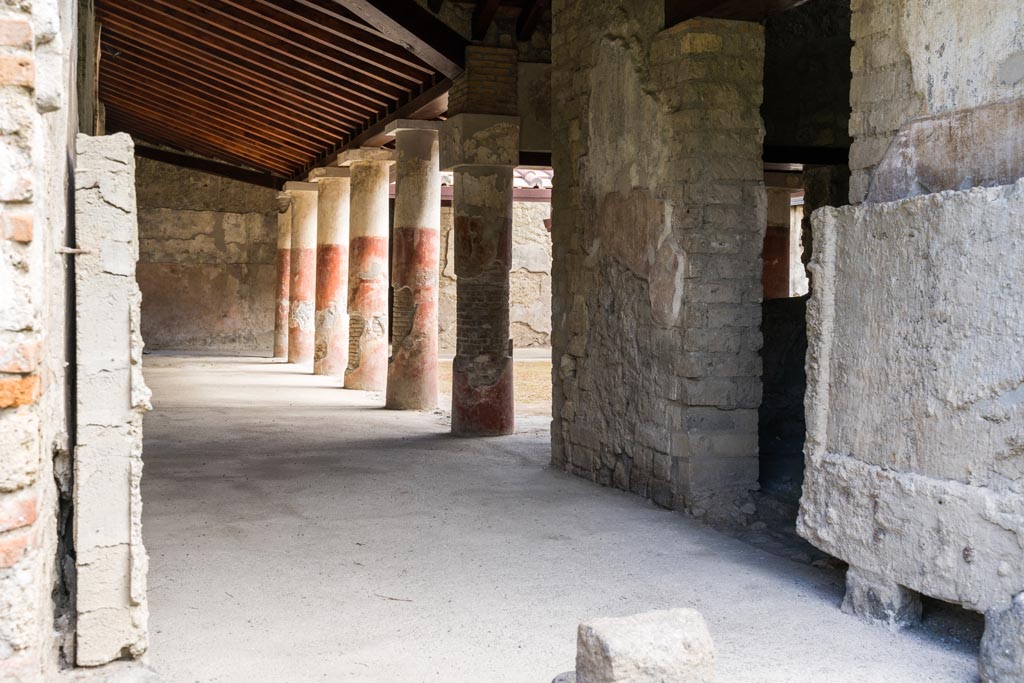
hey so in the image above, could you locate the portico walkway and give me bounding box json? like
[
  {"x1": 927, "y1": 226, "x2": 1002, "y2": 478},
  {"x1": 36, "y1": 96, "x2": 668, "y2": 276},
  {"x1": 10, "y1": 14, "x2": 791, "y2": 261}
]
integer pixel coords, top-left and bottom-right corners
[{"x1": 142, "y1": 355, "x2": 979, "y2": 682}]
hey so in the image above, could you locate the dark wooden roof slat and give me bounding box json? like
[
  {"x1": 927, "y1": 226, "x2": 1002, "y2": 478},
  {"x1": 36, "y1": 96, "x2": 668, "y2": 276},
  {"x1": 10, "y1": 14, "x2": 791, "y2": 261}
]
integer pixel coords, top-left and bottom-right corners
[
  {"x1": 99, "y1": 1, "x2": 385, "y2": 114},
  {"x1": 102, "y1": 37, "x2": 347, "y2": 141},
  {"x1": 224, "y1": 0, "x2": 432, "y2": 83},
  {"x1": 106, "y1": 111, "x2": 296, "y2": 175},
  {"x1": 472, "y1": 0, "x2": 501, "y2": 40},
  {"x1": 101, "y1": 69, "x2": 326, "y2": 155},
  {"x1": 101, "y1": 30, "x2": 367, "y2": 128},
  {"x1": 100, "y1": 88, "x2": 310, "y2": 169}
]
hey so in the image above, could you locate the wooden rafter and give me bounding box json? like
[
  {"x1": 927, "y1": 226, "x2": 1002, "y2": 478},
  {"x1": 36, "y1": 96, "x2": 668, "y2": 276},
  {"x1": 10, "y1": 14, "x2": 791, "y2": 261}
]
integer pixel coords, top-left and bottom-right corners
[{"x1": 472, "y1": 0, "x2": 501, "y2": 40}]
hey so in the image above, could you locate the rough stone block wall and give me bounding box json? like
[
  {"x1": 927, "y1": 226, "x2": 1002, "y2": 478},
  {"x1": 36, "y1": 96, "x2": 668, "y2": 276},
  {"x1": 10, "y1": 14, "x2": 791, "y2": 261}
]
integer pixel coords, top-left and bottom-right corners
[
  {"x1": 551, "y1": 0, "x2": 766, "y2": 520},
  {"x1": 438, "y1": 200, "x2": 552, "y2": 352},
  {"x1": 849, "y1": 0, "x2": 1024, "y2": 203},
  {"x1": 799, "y1": 180, "x2": 1024, "y2": 615},
  {"x1": 134, "y1": 157, "x2": 278, "y2": 352},
  {"x1": 73, "y1": 133, "x2": 150, "y2": 666},
  {"x1": 0, "y1": 0, "x2": 74, "y2": 678}
]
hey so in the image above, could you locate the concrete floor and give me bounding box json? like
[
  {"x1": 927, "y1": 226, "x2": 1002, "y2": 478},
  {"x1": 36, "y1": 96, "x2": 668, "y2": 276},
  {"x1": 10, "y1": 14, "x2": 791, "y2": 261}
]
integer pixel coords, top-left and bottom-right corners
[{"x1": 142, "y1": 355, "x2": 980, "y2": 682}]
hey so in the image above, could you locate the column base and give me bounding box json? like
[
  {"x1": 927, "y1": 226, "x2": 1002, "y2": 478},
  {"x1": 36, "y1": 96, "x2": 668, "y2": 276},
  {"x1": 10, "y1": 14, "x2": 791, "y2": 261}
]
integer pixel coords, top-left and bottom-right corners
[
  {"x1": 841, "y1": 566, "x2": 922, "y2": 629},
  {"x1": 451, "y1": 357, "x2": 514, "y2": 437},
  {"x1": 313, "y1": 311, "x2": 348, "y2": 378},
  {"x1": 980, "y1": 594, "x2": 1024, "y2": 683}
]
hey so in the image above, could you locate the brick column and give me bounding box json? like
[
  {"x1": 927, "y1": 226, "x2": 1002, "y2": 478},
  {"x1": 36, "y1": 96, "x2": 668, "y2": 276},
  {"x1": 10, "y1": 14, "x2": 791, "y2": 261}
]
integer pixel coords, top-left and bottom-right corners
[
  {"x1": 442, "y1": 116, "x2": 520, "y2": 436},
  {"x1": 309, "y1": 168, "x2": 351, "y2": 377},
  {"x1": 339, "y1": 149, "x2": 395, "y2": 391},
  {"x1": 284, "y1": 182, "x2": 318, "y2": 364},
  {"x1": 273, "y1": 194, "x2": 292, "y2": 359},
  {"x1": 442, "y1": 46, "x2": 520, "y2": 436},
  {"x1": 385, "y1": 121, "x2": 441, "y2": 410}
]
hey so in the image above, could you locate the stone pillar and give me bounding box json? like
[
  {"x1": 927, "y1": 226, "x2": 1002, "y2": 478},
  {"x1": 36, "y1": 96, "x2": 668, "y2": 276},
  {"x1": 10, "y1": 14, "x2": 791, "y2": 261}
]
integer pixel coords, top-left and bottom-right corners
[
  {"x1": 284, "y1": 181, "x2": 318, "y2": 364},
  {"x1": 385, "y1": 121, "x2": 441, "y2": 410},
  {"x1": 273, "y1": 194, "x2": 292, "y2": 359},
  {"x1": 442, "y1": 114, "x2": 520, "y2": 436},
  {"x1": 74, "y1": 133, "x2": 150, "y2": 666},
  {"x1": 309, "y1": 168, "x2": 351, "y2": 377},
  {"x1": 339, "y1": 149, "x2": 395, "y2": 391}
]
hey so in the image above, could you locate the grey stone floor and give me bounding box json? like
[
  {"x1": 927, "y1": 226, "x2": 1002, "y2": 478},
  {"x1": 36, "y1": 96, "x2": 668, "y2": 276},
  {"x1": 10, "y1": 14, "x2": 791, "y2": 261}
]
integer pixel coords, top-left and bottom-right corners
[{"x1": 141, "y1": 354, "x2": 980, "y2": 682}]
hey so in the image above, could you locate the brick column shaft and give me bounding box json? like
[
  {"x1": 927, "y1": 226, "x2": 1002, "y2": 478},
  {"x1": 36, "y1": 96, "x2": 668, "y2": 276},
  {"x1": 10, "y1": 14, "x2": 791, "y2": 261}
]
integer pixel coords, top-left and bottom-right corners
[
  {"x1": 451, "y1": 163, "x2": 516, "y2": 434},
  {"x1": 285, "y1": 182, "x2": 318, "y2": 364},
  {"x1": 386, "y1": 123, "x2": 441, "y2": 410}
]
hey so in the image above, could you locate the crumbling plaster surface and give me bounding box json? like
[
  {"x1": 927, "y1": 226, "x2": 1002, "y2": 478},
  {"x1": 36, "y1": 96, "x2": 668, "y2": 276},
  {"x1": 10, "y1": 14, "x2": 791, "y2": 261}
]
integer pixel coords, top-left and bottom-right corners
[
  {"x1": 134, "y1": 157, "x2": 278, "y2": 352},
  {"x1": 799, "y1": 180, "x2": 1024, "y2": 614},
  {"x1": 438, "y1": 201, "x2": 552, "y2": 352},
  {"x1": 73, "y1": 133, "x2": 150, "y2": 666},
  {"x1": 551, "y1": 0, "x2": 766, "y2": 519},
  {"x1": 851, "y1": 0, "x2": 1024, "y2": 203}
]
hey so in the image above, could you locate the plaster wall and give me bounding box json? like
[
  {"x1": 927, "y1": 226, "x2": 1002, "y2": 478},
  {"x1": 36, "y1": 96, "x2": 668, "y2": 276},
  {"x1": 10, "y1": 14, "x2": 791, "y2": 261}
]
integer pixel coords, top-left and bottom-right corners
[
  {"x1": 850, "y1": 0, "x2": 1024, "y2": 203},
  {"x1": 438, "y1": 200, "x2": 552, "y2": 352},
  {"x1": 799, "y1": 182, "x2": 1024, "y2": 615},
  {"x1": 73, "y1": 133, "x2": 150, "y2": 666},
  {"x1": 134, "y1": 158, "x2": 278, "y2": 353},
  {"x1": 550, "y1": 0, "x2": 766, "y2": 519}
]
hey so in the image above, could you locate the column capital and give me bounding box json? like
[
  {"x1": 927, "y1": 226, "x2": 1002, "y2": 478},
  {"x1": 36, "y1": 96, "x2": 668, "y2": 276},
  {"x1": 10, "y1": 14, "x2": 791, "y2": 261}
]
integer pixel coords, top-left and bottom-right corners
[
  {"x1": 307, "y1": 167, "x2": 350, "y2": 182},
  {"x1": 384, "y1": 119, "x2": 441, "y2": 137},
  {"x1": 275, "y1": 193, "x2": 292, "y2": 212},
  {"x1": 440, "y1": 114, "x2": 520, "y2": 171},
  {"x1": 283, "y1": 181, "x2": 318, "y2": 193},
  {"x1": 335, "y1": 147, "x2": 396, "y2": 167}
]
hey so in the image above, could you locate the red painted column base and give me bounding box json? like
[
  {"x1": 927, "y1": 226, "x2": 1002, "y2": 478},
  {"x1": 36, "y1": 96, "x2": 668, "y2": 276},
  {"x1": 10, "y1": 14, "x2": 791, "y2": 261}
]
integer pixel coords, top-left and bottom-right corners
[
  {"x1": 452, "y1": 359, "x2": 514, "y2": 437},
  {"x1": 273, "y1": 247, "x2": 290, "y2": 358}
]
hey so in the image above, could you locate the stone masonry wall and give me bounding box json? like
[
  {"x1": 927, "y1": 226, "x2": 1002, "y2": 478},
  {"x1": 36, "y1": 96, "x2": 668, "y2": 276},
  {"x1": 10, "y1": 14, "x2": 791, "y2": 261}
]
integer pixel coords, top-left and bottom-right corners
[
  {"x1": 134, "y1": 157, "x2": 279, "y2": 352},
  {"x1": 0, "y1": 0, "x2": 75, "y2": 679},
  {"x1": 438, "y1": 200, "x2": 551, "y2": 353},
  {"x1": 849, "y1": 0, "x2": 1024, "y2": 203},
  {"x1": 551, "y1": 0, "x2": 766, "y2": 520}
]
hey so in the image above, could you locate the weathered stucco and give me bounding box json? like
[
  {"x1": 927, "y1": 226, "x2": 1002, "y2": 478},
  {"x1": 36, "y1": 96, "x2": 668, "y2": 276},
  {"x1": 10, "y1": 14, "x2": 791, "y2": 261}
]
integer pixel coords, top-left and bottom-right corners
[
  {"x1": 134, "y1": 157, "x2": 278, "y2": 352},
  {"x1": 439, "y1": 200, "x2": 552, "y2": 353},
  {"x1": 73, "y1": 133, "x2": 150, "y2": 667},
  {"x1": 551, "y1": 0, "x2": 766, "y2": 519},
  {"x1": 800, "y1": 182, "x2": 1024, "y2": 612},
  {"x1": 850, "y1": 0, "x2": 1024, "y2": 203}
]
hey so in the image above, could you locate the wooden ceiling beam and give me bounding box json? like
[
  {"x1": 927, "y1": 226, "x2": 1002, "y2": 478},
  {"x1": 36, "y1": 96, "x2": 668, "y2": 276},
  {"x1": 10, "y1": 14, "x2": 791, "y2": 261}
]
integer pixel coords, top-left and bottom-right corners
[
  {"x1": 105, "y1": 112, "x2": 295, "y2": 175},
  {"x1": 101, "y1": 69, "x2": 326, "y2": 154},
  {"x1": 472, "y1": 0, "x2": 501, "y2": 40},
  {"x1": 427, "y1": 0, "x2": 444, "y2": 11},
  {"x1": 99, "y1": 89, "x2": 309, "y2": 170},
  {"x1": 328, "y1": 0, "x2": 467, "y2": 78},
  {"x1": 133, "y1": 0, "x2": 395, "y2": 106},
  {"x1": 101, "y1": 29, "x2": 366, "y2": 128},
  {"x1": 516, "y1": 0, "x2": 547, "y2": 41},
  {"x1": 98, "y1": 1, "x2": 384, "y2": 114},
  {"x1": 134, "y1": 144, "x2": 287, "y2": 190},
  {"x1": 665, "y1": 0, "x2": 811, "y2": 25},
  {"x1": 174, "y1": 0, "x2": 414, "y2": 97},
  {"x1": 310, "y1": 77, "x2": 451, "y2": 176},
  {"x1": 102, "y1": 35, "x2": 348, "y2": 140},
  {"x1": 241, "y1": 0, "x2": 433, "y2": 80}
]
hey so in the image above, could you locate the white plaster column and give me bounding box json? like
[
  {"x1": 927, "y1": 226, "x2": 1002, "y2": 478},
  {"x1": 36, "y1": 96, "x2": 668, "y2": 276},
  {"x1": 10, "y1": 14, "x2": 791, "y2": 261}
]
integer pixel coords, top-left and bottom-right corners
[
  {"x1": 273, "y1": 194, "x2": 292, "y2": 359},
  {"x1": 308, "y1": 168, "x2": 351, "y2": 378},
  {"x1": 338, "y1": 148, "x2": 395, "y2": 391},
  {"x1": 384, "y1": 121, "x2": 441, "y2": 410},
  {"x1": 284, "y1": 181, "x2": 318, "y2": 365}
]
